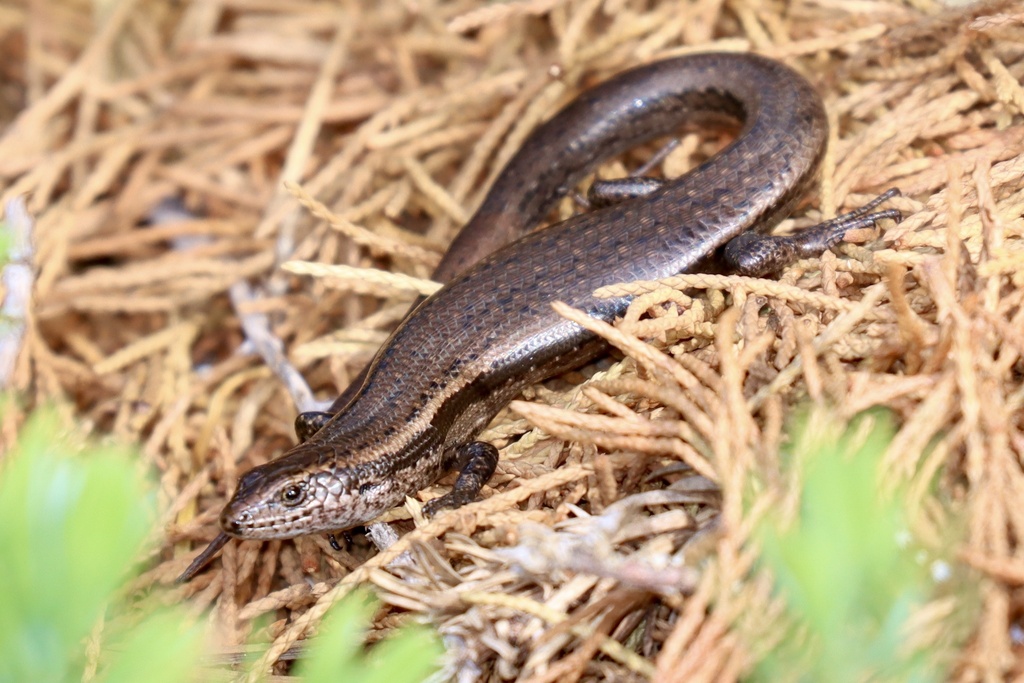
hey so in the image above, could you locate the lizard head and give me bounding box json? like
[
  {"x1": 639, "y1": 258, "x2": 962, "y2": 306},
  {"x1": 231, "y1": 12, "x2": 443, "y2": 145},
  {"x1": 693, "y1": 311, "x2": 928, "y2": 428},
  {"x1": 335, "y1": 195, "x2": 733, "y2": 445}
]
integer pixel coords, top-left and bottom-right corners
[{"x1": 218, "y1": 452, "x2": 402, "y2": 539}]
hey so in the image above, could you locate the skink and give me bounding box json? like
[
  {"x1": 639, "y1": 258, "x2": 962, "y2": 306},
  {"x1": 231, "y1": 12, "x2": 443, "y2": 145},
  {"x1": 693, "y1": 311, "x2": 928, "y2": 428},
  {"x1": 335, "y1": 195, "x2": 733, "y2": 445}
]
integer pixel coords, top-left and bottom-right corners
[{"x1": 178, "y1": 52, "x2": 899, "y2": 581}]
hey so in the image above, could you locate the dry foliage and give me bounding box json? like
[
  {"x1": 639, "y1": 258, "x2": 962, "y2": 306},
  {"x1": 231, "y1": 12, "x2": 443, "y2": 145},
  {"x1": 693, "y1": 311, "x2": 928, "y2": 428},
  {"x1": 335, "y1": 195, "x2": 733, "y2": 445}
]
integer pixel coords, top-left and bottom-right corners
[{"x1": 2, "y1": 0, "x2": 1024, "y2": 680}]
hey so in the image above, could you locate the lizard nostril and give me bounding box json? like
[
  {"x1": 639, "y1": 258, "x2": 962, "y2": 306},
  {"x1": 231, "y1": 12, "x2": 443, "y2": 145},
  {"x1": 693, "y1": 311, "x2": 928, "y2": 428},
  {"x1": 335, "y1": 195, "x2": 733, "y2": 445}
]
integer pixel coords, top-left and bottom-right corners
[{"x1": 220, "y1": 509, "x2": 247, "y2": 533}]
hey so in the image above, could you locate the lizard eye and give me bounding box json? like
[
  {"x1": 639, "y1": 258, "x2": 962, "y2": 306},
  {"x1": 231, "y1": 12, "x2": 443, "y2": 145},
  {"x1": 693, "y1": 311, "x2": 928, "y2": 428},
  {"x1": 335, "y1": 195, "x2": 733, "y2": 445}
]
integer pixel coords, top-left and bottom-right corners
[{"x1": 280, "y1": 483, "x2": 306, "y2": 507}]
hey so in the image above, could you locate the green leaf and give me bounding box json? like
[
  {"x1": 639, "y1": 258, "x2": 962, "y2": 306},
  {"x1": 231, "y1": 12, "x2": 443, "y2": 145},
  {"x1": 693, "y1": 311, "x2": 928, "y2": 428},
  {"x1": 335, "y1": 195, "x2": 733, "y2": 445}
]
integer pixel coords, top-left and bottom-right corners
[
  {"x1": 292, "y1": 588, "x2": 378, "y2": 681},
  {"x1": 99, "y1": 610, "x2": 205, "y2": 683},
  {"x1": 752, "y1": 410, "x2": 965, "y2": 683},
  {"x1": 0, "y1": 406, "x2": 443, "y2": 683},
  {"x1": 0, "y1": 409, "x2": 154, "y2": 683},
  {"x1": 0, "y1": 216, "x2": 13, "y2": 263},
  {"x1": 293, "y1": 588, "x2": 442, "y2": 683},
  {"x1": 356, "y1": 623, "x2": 443, "y2": 683}
]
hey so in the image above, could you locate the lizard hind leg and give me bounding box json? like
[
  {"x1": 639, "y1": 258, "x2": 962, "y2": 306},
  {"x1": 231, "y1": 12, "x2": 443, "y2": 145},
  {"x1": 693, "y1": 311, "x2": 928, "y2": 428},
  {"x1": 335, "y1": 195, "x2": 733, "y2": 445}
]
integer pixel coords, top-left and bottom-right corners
[{"x1": 722, "y1": 188, "x2": 902, "y2": 277}]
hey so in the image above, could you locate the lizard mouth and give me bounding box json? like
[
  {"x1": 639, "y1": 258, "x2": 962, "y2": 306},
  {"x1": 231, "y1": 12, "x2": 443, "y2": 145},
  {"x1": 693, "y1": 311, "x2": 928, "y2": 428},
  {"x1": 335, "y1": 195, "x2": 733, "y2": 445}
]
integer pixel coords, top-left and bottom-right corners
[{"x1": 218, "y1": 501, "x2": 312, "y2": 539}]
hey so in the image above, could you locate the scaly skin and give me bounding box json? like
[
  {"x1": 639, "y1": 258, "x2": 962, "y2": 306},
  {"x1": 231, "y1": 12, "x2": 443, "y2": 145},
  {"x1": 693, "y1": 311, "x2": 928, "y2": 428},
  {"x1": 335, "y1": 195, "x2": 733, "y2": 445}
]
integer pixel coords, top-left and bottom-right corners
[{"x1": 177, "y1": 53, "x2": 901, "y2": 582}]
